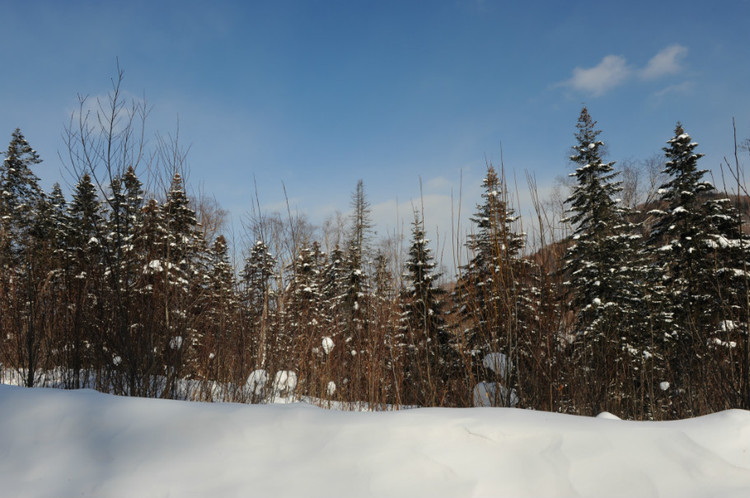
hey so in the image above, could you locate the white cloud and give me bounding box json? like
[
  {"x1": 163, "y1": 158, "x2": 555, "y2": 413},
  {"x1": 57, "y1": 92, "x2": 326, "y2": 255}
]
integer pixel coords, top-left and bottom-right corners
[
  {"x1": 640, "y1": 44, "x2": 688, "y2": 80},
  {"x1": 653, "y1": 81, "x2": 694, "y2": 97},
  {"x1": 561, "y1": 55, "x2": 632, "y2": 97},
  {"x1": 559, "y1": 44, "x2": 689, "y2": 97}
]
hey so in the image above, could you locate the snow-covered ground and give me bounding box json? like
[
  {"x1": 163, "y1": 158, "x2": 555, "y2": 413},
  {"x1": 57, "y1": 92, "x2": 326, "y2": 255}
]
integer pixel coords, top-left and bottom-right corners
[{"x1": 1, "y1": 385, "x2": 748, "y2": 498}]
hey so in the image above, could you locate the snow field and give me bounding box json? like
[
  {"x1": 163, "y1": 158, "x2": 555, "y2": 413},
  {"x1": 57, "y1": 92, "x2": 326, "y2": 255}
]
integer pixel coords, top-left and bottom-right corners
[{"x1": 1, "y1": 385, "x2": 749, "y2": 497}]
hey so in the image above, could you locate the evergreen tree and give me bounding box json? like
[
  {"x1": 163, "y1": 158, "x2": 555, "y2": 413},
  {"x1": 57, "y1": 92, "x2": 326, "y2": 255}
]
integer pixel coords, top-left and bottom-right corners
[
  {"x1": 240, "y1": 239, "x2": 277, "y2": 371},
  {"x1": 648, "y1": 123, "x2": 750, "y2": 414},
  {"x1": 66, "y1": 173, "x2": 105, "y2": 387},
  {"x1": 371, "y1": 249, "x2": 400, "y2": 404},
  {"x1": 161, "y1": 172, "x2": 205, "y2": 394},
  {"x1": 340, "y1": 180, "x2": 373, "y2": 397},
  {"x1": 455, "y1": 166, "x2": 526, "y2": 389},
  {"x1": 344, "y1": 180, "x2": 372, "y2": 327},
  {"x1": 285, "y1": 241, "x2": 327, "y2": 392},
  {"x1": 128, "y1": 197, "x2": 168, "y2": 395},
  {"x1": 399, "y1": 210, "x2": 452, "y2": 405},
  {"x1": 0, "y1": 129, "x2": 47, "y2": 387},
  {"x1": 319, "y1": 244, "x2": 347, "y2": 360},
  {"x1": 562, "y1": 107, "x2": 648, "y2": 415},
  {"x1": 46, "y1": 183, "x2": 69, "y2": 264},
  {"x1": 563, "y1": 108, "x2": 624, "y2": 321},
  {"x1": 201, "y1": 235, "x2": 238, "y2": 388},
  {"x1": 241, "y1": 240, "x2": 276, "y2": 314},
  {"x1": 0, "y1": 129, "x2": 43, "y2": 263},
  {"x1": 104, "y1": 168, "x2": 149, "y2": 395},
  {"x1": 39, "y1": 183, "x2": 71, "y2": 379}
]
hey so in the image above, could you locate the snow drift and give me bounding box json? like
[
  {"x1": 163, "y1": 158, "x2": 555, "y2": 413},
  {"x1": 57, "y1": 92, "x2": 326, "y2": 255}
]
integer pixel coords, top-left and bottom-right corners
[{"x1": 0, "y1": 385, "x2": 749, "y2": 497}]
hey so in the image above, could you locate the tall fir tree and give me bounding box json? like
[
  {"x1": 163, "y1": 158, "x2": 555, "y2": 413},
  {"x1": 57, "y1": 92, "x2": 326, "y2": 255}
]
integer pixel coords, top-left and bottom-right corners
[
  {"x1": 161, "y1": 172, "x2": 206, "y2": 394},
  {"x1": 66, "y1": 173, "x2": 105, "y2": 387},
  {"x1": 344, "y1": 180, "x2": 372, "y2": 328},
  {"x1": 562, "y1": 107, "x2": 649, "y2": 415},
  {"x1": 399, "y1": 210, "x2": 452, "y2": 405},
  {"x1": 648, "y1": 123, "x2": 750, "y2": 414},
  {"x1": 0, "y1": 129, "x2": 48, "y2": 387},
  {"x1": 201, "y1": 235, "x2": 238, "y2": 389}
]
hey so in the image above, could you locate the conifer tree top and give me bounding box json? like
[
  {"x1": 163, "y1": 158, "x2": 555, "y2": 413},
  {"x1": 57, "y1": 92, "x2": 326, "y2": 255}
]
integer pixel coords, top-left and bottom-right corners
[
  {"x1": 659, "y1": 122, "x2": 712, "y2": 209},
  {"x1": 564, "y1": 107, "x2": 622, "y2": 235}
]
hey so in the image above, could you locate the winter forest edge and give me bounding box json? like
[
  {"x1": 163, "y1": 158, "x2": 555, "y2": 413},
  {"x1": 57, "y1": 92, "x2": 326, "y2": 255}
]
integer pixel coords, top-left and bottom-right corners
[{"x1": 2, "y1": 74, "x2": 749, "y2": 421}]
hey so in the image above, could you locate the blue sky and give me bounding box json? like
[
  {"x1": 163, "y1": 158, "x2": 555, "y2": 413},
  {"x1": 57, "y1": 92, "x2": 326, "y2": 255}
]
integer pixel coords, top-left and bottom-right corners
[{"x1": 2, "y1": 0, "x2": 749, "y2": 262}]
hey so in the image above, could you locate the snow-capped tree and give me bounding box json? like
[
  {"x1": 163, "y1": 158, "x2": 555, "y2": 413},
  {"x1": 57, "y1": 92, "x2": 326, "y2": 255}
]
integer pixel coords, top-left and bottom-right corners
[
  {"x1": 200, "y1": 234, "x2": 238, "y2": 385},
  {"x1": 562, "y1": 107, "x2": 650, "y2": 415},
  {"x1": 563, "y1": 108, "x2": 625, "y2": 325},
  {"x1": 454, "y1": 165, "x2": 527, "y2": 395},
  {"x1": 0, "y1": 129, "x2": 49, "y2": 387},
  {"x1": 65, "y1": 173, "x2": 106, "y2": 387},
  {"x1": 648, "y1": 123, "x2": 750, "y2": 414},
  {"x1": 160, "y1": 172, "x2": 206, "y2": 394},
  {"x1": 240, "y1": 239, "x2": 277, "y2": 370},
  {"x1": 399, "y1": 209, "x2": 453, "y2": 405},
  {"x1": 0, "y1": 129, "x2": 43, "y2": 264},
  {"x1": 344, "y1": 180, "x2": 373, "y2": 332},
  {"x1": 284, "y1": 241, "x2": 329, "y2": 395}
]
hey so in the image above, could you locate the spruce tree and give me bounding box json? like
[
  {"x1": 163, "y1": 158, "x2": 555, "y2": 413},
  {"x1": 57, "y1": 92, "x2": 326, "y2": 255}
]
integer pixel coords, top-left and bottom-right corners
[
  {"x1": 344, "y1": 180, "x2": 372, "y2": 329},
  {"x1": 66, "y1": 173, "x2": 105, "y2": 387},
  {"x1": 161, "y1": 172, "x2": 205, "y2": 394},
  {"x1": 455, "y1": 165, "x2": 526, "y2": 395},
  {"x1": 202, "y1": 235, "x2": 238, "y2": 388},
  {"x1": 285, "y1": 241, "x2": 327, "y2": 392},
  {"x1": 399, "y1": 210, "x2": 452, "y2": 405},
  {"x1": 0, "y1": 129, "x2": 46, "y2": 387},
  {"x1": 240, "y1": 239, "x2": 277, "y2": 371},
  {"x1": 563, "y1": 107, "x2": 648, "y2": 415},
  {"x1": 0, "y1": 129, "x2": 43, "y2": 263},
  {"x1": 648, "y1": 123, "x2": 750, "y2": 414}
]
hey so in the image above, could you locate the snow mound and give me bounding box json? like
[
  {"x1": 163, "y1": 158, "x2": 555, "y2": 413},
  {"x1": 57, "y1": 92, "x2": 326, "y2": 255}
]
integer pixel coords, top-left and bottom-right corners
[
  {"x1": 596, "y1": 411, "x2": 621, "y2": 420},
  {"x1": 1, "y1": 386, "x2": 749, "y2": 497},
  {"x1": 273, "y1": 370, "x2": 297, "y2": 394}
]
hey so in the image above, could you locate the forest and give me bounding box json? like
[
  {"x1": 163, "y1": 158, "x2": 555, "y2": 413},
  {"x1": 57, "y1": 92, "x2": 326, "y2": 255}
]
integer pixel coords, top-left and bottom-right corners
[{"x1": 1, "y1": 76, "x2": 748, "y2": 421}]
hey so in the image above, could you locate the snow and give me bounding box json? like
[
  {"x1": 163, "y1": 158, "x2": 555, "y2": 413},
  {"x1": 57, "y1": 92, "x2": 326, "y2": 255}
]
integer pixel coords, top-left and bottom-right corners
[
  {"x1": 321, "y1": 336, "x2": 334, "y2": 354},
  {"x1": 169, "y1": 336, "x2": 184, "y2": 350},
  {"x1": 274, "y1": 370, "x2": 298, "y2": 393},
  {"x1": 482, "y1": 352, "x2": 510, "y2": 378},
  {"x1": 720, "y1": 320, "x2": 737, "y2": 332},
  {"x1": 0, "y1": 385, "x2": 748, "y2": 497},
  {"x1": 246, "y1": 369, "x2": 268, "y2": 396},
  {"x1": 596, "y1": 411, "x2": 621, "y2": 420},
  {"x1": 147, "y1": 259, "x2": 163, "y2": 272},
  {"x1": 473, "y1": 381, "x2": 519, "y2": 407}
]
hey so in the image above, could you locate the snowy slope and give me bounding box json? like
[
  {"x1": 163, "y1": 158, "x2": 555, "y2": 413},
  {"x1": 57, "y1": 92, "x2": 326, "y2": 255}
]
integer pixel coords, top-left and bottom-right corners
[{"x1": 0, "y1": 385, "x2": 748, "y2": 498}]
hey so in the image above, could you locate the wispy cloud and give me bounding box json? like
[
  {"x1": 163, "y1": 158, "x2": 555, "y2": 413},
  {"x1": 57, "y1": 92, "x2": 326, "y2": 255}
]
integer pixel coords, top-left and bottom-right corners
[
  {"x1": 653, "y1": 81, "x2": 694, "y2": 98},
  {"x1": 559, "y1": 44, "x2": 689, "y2": 97},
  {"x1": 560, "y1": 55, "x2": 632, "y2": 97},
  {"x1": 639, "y1": 44, "x2": 688, "y2": 80}
]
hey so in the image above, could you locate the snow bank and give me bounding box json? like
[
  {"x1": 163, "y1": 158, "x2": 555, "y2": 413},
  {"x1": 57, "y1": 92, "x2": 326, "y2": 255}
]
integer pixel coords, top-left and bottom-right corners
[{"x1": 0, "y1": 385, "x2": 749, "y2": 497}]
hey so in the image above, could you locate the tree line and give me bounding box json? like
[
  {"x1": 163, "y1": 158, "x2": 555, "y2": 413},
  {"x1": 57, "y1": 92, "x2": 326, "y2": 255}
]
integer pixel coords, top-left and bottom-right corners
[{"x1": 1, "y1": 91, "x2": 748, "y2": 419}]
